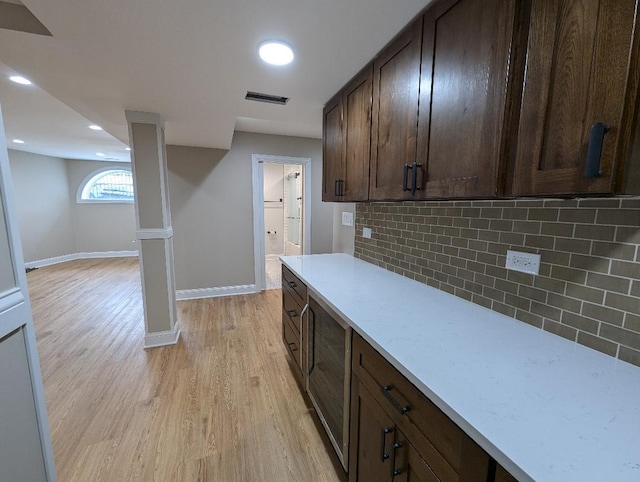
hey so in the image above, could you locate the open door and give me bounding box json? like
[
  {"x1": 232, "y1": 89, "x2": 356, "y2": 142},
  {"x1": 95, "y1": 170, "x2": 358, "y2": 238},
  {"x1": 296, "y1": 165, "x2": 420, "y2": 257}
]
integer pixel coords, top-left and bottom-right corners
[{"x1": 0, "y1": 104, "x2": 57, "y2": 480}]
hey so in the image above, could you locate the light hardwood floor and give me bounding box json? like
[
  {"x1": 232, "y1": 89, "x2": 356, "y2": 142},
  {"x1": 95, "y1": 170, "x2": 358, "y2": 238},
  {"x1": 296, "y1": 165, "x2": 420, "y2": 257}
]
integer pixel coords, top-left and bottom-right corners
[{"x1": 28, "y1": 257, "x2": 344, "y2": 482}]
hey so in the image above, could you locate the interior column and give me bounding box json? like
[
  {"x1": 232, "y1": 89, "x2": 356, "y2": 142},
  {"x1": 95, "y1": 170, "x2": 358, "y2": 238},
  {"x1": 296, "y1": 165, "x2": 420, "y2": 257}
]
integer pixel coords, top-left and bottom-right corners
[{"x1": 125, "y1": 111, "x2": 179, "y2": 348}]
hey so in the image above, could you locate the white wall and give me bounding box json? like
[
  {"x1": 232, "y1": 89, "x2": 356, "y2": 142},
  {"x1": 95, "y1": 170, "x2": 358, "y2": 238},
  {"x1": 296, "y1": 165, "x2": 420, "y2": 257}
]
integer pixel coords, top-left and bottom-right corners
[
  {"x1": 167, "y1": 131, "x2": 334, "y2": 291},
  {"x1": 7, "y1": 149, "x2": 74, "y2": 262}
]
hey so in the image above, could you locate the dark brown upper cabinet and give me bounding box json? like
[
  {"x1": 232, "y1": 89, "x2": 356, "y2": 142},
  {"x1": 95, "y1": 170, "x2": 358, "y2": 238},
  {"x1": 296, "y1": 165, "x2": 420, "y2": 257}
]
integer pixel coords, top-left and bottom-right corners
[
  {"x1": 415, "y1": 0, "x2": 523, "y2": 199},
  {"x1": 322, "y1": 92, "x2": 344, "y2": 202},
  {"x1": 369, "y1": 18, "x2": 423, "y2": 201},
  {"x1": 322, "y1": 64, "x2": 373, "y2": 202},
  {"x1": 512, "y1": 0, "x2": 640, "y2": 196}
]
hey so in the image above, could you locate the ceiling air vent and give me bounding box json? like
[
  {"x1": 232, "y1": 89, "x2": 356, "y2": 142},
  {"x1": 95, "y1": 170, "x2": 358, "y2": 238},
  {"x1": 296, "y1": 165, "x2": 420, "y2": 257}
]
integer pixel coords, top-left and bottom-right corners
[{"x1": 245, "y1": 91, "x2": 289, "y2": 105}]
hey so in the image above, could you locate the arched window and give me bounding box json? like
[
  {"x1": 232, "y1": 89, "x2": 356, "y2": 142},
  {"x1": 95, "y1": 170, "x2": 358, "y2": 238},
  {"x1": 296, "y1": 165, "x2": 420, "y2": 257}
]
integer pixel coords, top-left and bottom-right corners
[{"x1": 77, "y1": 167, "x2": 134, "y2": 203}]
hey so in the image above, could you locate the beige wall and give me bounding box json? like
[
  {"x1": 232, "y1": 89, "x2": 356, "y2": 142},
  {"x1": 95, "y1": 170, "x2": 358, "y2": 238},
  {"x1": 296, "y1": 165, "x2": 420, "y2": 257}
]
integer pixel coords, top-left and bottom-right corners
[
  {"x1": 167, "y1": 131, "x2": 334, "y2": 291},
  {"x1": 65, "y1": 160, "x2": 137, "y2": 253},
  {"x1": 7, "y1": 149, "x2": 74, "y2": 262},
  {"x1": 332, "y1": 203, "x2": 356, "y2": 255}
]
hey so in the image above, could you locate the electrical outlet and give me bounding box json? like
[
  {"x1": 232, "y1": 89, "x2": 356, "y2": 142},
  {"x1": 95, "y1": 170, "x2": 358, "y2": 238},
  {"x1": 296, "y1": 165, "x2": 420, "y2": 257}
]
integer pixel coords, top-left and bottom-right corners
[
  {"x1": 342, "y1": 211, "x2": 354, "y2": 227},
  {"x1": 363, "y1": 227, "x2": 372, "y2": 239},
  {"x1": 505, "y1": 250, "x2": 541, "y2": 275}
]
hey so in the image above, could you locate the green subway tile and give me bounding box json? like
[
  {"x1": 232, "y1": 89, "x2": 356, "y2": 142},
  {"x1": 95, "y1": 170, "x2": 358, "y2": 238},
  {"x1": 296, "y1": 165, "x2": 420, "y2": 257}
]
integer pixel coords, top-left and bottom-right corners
[
  {"x1": 600, "y1": 323, "x2": 640, "y2": 350},
  {"x1": 491, "y1": 219, "x2": 514, "y2": 232},
  {"x1": 587, "y1": 273, "x2": 630, "y2": 294},
  {"x1": 555, "y1": 238, "x2": 592, "y2": 254},
  {"x1": 576, "y1": 332, "x2": 618, "y2": 356},
  {"x1": 455, "y1": 288, "x2": 473, "y2": 301},
  {"x1": 481, "y1": 207, "x2": 503, "y2": 218},
  {"x1": 515, "y1": 199, "x2": 545, "y2": 207},
  {"x1": 541, "y1": 222, "x2": 574, "y2": 237},
  {"x1": 504, "y1": 293, "x2": 532, "y2": 310},
  {"x1": 620, "y1": 199, "x2": 640, "y2": 209},
  {"x1": 514, "y1": 221, "x2": 542, "y2": 234},
  {"x1": 547, "y1": 293, "x2": 582, "y2": 313},
  {"x1": 525, "y1": 234, "x2": 555, "y2": 249},
  {"x1": 559, "y1": 209, "x2": 597, "y2": 224},
  {"x1": 493, "y1": 302, "x2": 516, "y2": 317},
  {"x1": 631, "y1": 281, "x2": 640, "y2": 298},
  {"x1": 507, "y1": 270, "x2": 535, "y2": 286},
  {"x1": 570, "y1": 254, "x2": 611, "y2": 274},
  {"x1": 475, "y1": 273, "x2": 495, "y2": 287},
  {"x1": 578, "y1": 198, "x2": 621, "y2": 208},
  {"x1": 465, "y1": 280, "x2": 484, "y2": 295},
  {"x1": 625, "y1": 313, "x2": 640, "y2": 332},
  {"x1": 472, "y1": 294, "x2": 493, "y2": 309},
  {"x1": 534, "y1": 276, "x2": 566, "y2": 294},
  {"x1": 551, "y1": 265, "x2": 587, "y2": 284},
  {"x1": 528, "y1": 208, "x2": 559, "y2": 221},
  {"x1": 538, "y1": 249, "x2": 571, "y2": 267},
  {"x1": 619, "y1": 346, "x2": 640, "y2": 367},
  {"x1": 531, "y1": 301, "x2": 561, "y2": 321},
  {"x1": 561, "y1": 312, "x2": 598, "y2": 334},
  {"x1": 596, "y1": 209, "x2": 640, "y2": 226},
  {"x1": 483, "y1": 286, "x2": 505, "y2": 302},
  {"x1": 518, "y1": 285, "x2": 548, "y2": 303},
  {"x1": 500, "y1": 232, "x2": 526, "y2": 246},
  {"x1": 610, "y1": 260, "x2": 640, "y2": 279},
  {"x1": 591, "y1": 242, "x2": 637, "y2": 261},
  {"x1": 516, "y1": 309, "x2": 543, "y2": 328},
  {"x1": 478, "y1": 230, "x2": 500, "y2": 242},
  {"x1": 582, "y1": 303, "x2": 625, "y2": 326},
  {"x1": 544, "y1": 199, "x2": 579, "y2": 208},
  {"x1": 605, "y1": 292, "x2": 640, "y2": 313},
  {"x1": 543, "y1": 319, "x2": 578, "y2": 341},
  {"x1": 496, "y1": 279, "x2": 520, "y2": 295},
  {"x1": 574, "y1": 224, "x2": 616, "y2": 241},
  {"x1": 487, "y1": 265, "x2": 509, "y2": 280},
  {"x1": 502, "y1": 208, "x2": 528, "y2": 220},
  {"x1": 565, "y1": 283, "x2": 605, "y2": 304}
]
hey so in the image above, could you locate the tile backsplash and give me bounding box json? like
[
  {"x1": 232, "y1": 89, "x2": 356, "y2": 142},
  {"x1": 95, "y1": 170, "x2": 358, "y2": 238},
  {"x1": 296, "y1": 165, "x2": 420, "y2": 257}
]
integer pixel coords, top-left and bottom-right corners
[{"x1": 355, "y1": 198, "x2": 640, "y2": 367}]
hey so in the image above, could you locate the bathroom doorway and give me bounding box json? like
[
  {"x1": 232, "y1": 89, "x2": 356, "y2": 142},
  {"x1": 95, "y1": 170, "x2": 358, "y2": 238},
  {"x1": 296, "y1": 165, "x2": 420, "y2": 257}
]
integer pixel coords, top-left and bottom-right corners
[{"x1": 252, "y1": 154, "x2": 311, "y2": 291}]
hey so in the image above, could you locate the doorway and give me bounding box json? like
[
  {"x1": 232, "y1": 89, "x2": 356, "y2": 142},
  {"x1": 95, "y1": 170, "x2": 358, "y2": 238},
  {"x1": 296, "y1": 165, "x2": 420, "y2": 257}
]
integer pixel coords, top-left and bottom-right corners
[{"x1": 252, "y1": 154, "x2": 311, "y2": 291}]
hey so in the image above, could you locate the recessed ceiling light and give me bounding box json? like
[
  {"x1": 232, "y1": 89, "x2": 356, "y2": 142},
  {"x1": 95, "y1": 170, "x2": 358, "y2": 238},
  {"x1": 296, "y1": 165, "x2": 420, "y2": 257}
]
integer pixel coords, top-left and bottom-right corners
[
  {"x1": 125, "y1": 147, "x2": 131, "y2": 151},
  {"x1": 96, "y1": 152, "x2": 105, "y2": 157},
  {"x1": 89, "y1": 125, "x2": 103, "y2": 131},
  {"x1": 259, "y1": 41, "x2": 294, "y2": 66},
  {"x1": 12, "y1": 139, "x2": 25, "y2": 144},
  {"x1": 9, "y1": 75, "x2": 32, "y2": 85}
]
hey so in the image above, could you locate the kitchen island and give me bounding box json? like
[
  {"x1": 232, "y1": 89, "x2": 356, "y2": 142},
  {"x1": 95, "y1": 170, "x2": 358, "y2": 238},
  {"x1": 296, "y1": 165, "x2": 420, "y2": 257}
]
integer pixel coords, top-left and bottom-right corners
[{"x1": 281, "y1": 253, "x2": 640, "y2": 482}]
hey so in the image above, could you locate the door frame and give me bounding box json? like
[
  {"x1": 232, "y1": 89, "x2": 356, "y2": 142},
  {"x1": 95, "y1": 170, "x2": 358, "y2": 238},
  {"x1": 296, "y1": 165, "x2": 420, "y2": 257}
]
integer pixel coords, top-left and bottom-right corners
[
  {"x1": 251, "y1": 154, "x2": 311, "y2": 291},
  {"x1": 0, "y1": 104, "x2": 57, "y2": 480}
]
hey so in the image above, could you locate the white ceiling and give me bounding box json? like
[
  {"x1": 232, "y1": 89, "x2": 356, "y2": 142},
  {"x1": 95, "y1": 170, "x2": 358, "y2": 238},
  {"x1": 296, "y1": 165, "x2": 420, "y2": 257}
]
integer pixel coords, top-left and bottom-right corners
[{"x1": 0, "y1": 0, "x2": 430, "y2": 159}]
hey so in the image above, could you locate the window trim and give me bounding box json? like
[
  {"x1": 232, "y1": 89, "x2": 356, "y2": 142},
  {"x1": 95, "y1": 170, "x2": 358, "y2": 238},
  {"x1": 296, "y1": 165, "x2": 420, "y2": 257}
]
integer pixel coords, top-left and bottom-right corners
[{"x1": 76, "y1": 166, "x2": 135, "y2": 204}]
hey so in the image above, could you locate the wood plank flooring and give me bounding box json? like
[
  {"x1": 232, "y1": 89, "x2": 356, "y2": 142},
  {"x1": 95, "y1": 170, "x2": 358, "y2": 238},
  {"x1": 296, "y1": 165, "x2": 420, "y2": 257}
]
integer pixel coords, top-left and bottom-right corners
[{"x1": 27, "y1": 257, "x2": 344, "y2": 482}]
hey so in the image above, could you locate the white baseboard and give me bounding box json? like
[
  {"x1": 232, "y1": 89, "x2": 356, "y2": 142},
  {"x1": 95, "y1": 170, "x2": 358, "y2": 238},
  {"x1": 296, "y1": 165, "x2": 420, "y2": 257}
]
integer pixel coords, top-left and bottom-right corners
[
  {"x1": 176, "y1": 284, "x2": 258, "y2": 301},
  {"x1": 144, "y1": 322, "x2": 181, "y2": 349},
  {"x1": 25, "y1": 250, "x2": 138, "y2": 269}
]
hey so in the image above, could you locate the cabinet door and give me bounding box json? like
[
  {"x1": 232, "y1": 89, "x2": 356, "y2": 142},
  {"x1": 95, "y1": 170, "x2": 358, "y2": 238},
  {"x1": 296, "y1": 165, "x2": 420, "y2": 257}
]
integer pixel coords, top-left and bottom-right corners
[
  {"x1": 323, "y1": 92, "x2": 344, "y2": 202},
  {"x1": 416, "y1": 0, "x2": 520, "y2": 199},
  {"x1": 343, "y1": 64, "x2": 373, "y2": 202},
  {"x1": 369, "y1": 17, "x2": 423, "y2": 201},
  {"x1": 349, "y1": 377, "x2": 395, "y2": 482},
  {"x1": 513, "y1": 0, "x2": 638, "y2": 195},
  {"x1": 393, "y1": 432, "x2": 440, "y2": 482}
]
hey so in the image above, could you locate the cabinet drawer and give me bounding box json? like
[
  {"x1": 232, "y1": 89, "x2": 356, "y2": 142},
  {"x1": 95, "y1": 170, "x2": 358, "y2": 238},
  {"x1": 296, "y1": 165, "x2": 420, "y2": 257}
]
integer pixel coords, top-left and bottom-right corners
[
  {"x1": 282, "y1": 317, "x2": 302, "y2": 373},
  {"x1": 282, "y1": 265, "x2": 307, "y2": 305},
  {"x1": 352, "y1": 332, "x2": 471, "y2": 481},
  {"x1": 282, "y1": 284, "x2": 303, "y2": 332}
]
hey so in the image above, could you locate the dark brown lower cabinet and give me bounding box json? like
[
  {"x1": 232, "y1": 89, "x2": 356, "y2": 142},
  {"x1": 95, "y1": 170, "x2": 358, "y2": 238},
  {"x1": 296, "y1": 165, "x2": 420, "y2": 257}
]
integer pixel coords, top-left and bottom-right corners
[
  {"x1": 350, "y1": 377, "x2": 440, "y2": 482},
  {"x1": 349, "y1": 332, "x2": 493, "y2": 482}
]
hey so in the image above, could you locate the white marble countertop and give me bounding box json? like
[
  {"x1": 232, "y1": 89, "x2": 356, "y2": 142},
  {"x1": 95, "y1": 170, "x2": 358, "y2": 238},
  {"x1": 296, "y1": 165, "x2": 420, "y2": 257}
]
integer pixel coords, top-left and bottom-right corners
[{"x1": 280, "y1": 253, "x2": 640, "y2": 482}]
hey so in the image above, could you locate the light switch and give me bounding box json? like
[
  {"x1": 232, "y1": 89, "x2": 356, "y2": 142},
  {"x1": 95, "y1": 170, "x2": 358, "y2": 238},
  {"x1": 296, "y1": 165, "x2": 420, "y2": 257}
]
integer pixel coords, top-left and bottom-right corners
[{"x1": 342, "y1": 211, "x2": 354, "y2": 227}]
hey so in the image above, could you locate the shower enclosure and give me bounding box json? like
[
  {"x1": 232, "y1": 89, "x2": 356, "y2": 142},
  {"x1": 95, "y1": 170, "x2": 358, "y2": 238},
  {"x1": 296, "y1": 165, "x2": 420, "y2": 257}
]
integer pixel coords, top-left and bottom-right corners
[{"x1": 285, "y1": 170, "x2": 302, "y2": 254}]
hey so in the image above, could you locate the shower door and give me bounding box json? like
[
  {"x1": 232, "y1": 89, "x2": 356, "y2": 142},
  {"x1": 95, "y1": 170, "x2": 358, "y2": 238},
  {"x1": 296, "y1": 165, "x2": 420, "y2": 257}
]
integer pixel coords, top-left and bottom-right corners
[{"x1": 286, "y1": 172, "x2": 301, "y2": 247}]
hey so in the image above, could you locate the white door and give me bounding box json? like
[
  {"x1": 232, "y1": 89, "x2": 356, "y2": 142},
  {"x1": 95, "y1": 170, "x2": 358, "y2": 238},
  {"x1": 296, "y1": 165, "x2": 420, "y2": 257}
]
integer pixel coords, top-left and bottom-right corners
[{"x1": 0, "y1": 104, "x2": 57, "y2": 480}]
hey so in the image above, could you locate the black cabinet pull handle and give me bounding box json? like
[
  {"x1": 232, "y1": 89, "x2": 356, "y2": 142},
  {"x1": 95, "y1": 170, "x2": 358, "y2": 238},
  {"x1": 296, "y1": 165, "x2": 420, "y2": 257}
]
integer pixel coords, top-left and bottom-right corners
[
  {"x1": 380, "y1": 427, "x2": 392, "y2": 461},
  {"x1": 402, "y1": 164, "x2": 411, "y2": 191},
  {"x1": 411, "y1": 161, "x2": 422, "y2": 195},
  {"x1": 390, "y1": 441, "x2": 402, "y2": 477},
  {"x1": 339, "y1": 179, "x2": 345, "y2": 196},
  {"x1": 288, "y1": 281, "x2": 297, "y2": 288},
  {"x1": 334, "y1": 179, "x2": 340, "y2": 197},
  {"x1": 381, "y1": 385, "x2": 410, "y2": 415},
  {"x1": 288, "y1": 342, "x2": 297, "y2": 352},
  {"x1": 287, "y1": 309, "x2": 298, "y2": 318},
  {"x1": 585, "y1": 122, "x2": 610, "y2": 178}
]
